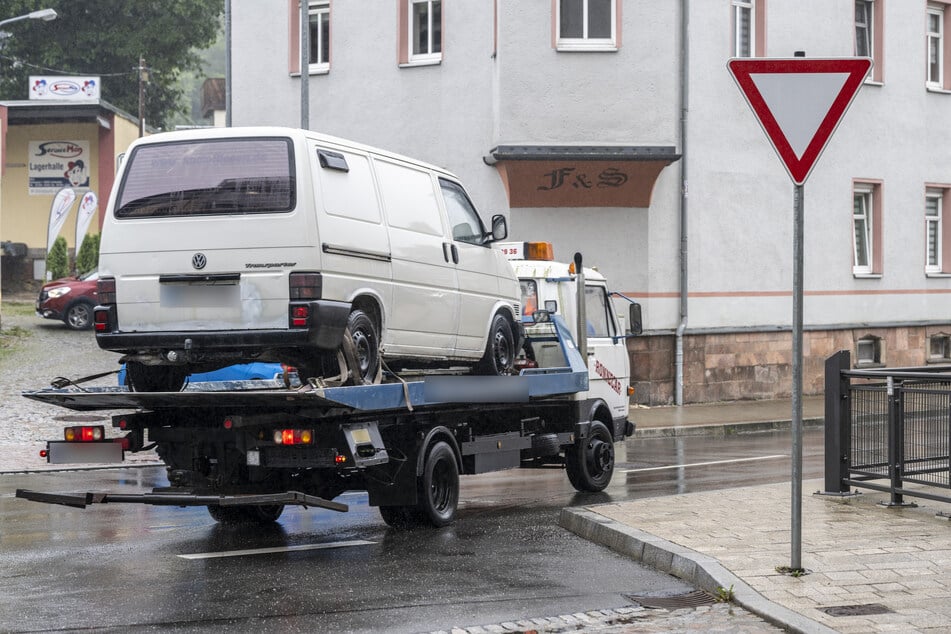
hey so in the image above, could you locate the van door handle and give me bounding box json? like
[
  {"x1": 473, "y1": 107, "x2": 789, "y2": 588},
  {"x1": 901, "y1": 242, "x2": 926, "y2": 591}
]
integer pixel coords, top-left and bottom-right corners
[
  {"x1": 442, "y1": 243, "x2": 451, "y2": 263},
  {"x1": 450, "y1": 244, "x2": 459, "y2": 264}
]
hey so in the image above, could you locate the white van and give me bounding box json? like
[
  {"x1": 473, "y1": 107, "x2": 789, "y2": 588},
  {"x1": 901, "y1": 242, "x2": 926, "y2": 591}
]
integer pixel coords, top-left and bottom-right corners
[{"x1": 94, "y1": 127, "x2": 521, "y2": 391}]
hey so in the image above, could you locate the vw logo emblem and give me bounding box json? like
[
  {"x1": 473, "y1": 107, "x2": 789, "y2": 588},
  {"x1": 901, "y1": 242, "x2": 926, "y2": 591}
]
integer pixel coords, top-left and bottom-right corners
[{"x1": 192, "y1": 253, "x2": 207, "y2": 270}]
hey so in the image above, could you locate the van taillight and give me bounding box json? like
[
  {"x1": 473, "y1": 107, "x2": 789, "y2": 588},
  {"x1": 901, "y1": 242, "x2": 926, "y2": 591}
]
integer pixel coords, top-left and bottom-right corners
[
  {"x1": 289, "y1": 272, "x2": 322, "y2": 300},
  {"x1": 97, "y1": 277, "x2": 117, "y2": 304}
]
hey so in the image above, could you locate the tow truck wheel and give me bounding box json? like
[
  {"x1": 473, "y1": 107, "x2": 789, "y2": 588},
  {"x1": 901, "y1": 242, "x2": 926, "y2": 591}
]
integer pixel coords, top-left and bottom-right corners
[
  {"x1": 476, "y1": 313, "x2": 515, "y2": 376},
  {"x1": 417, "y1": 441, "x2": 459, "y2": 527},
  {"x1": 565, "y1": 421, "x2": 615, "y2": 492},
  {"x1": 126, "y1": 362, "x2": 188, "y2": 393},
  {"x1": 378, "y1": 505, "x2": 422, "y2": 528}
]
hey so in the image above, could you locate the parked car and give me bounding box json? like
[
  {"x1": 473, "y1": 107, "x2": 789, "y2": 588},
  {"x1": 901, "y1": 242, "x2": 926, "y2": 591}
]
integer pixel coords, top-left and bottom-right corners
[{"x1": 36, "y1": 269, "x2": 98, "y2": 330}]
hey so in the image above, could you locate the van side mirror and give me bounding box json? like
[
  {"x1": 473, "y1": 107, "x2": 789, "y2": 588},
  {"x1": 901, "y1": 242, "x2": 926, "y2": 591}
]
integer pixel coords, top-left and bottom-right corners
[
  {"x1": 628, "y1": 303, "x2": 643, "y2": 336},
  {"x1": 490, "y1": 214, "x2": 508, "y2": 242}
]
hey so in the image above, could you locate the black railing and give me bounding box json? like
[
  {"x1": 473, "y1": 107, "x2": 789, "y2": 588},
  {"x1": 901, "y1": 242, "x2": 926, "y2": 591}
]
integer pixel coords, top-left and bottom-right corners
[{"x1": 824, "y1": 350, "x2": 951, "y2": 506}]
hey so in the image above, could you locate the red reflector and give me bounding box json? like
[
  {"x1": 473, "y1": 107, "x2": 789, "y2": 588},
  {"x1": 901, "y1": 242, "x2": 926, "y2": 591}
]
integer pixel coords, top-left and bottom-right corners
[
  {"x1": 223, "y1": 418, "x2": 233, "y2": 429},
  {"x1": 40, "y1": 450, "x2": 48, "y2": 458},
  {"x1": 118, "y1": 418, "x2": 128, "y2": 429},
  {"x1": 118, "y1": 437, "x2": 131, "y2": 451},
  {"x1": 335, "y1": 454, "x2": 347, "y2": 464},
  {"x1": 292, "y1": 306, "x2": 309, "y2": 318}
]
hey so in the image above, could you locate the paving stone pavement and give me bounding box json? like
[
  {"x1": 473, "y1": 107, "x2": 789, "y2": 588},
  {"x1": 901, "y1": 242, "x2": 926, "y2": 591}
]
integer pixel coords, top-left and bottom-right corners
[{"x1": 564, "y1": 479, "x2": 951, "y2": 633}]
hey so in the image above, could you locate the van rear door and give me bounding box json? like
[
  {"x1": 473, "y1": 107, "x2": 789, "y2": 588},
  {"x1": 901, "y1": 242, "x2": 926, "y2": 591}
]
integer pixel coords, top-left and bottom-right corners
[{"x1": 104, "y1": 136, "x2": 312, "y2": 332}]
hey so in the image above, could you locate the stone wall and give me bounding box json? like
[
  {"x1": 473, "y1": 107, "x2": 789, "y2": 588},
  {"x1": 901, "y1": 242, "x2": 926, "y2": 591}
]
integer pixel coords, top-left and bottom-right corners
[{"x1": 629, "y1": 326, "x2": 944, "y2": 405}]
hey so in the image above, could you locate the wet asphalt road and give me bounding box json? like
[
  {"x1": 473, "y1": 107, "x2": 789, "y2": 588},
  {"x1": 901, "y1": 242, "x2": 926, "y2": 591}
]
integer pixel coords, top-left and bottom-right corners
[{"x1": 0, "y1": 431, "x2": 824, "y2": 632}]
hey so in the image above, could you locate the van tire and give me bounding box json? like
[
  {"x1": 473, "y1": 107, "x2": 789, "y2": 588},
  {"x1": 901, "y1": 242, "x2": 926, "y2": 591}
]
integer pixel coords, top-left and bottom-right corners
[
  {"x1": 126, "y1": 362, "x2": 188, "y2": 393},
  {"x1": 476, "y1": 313, "x2": 515, "y2": 376},
  {"x1": 344, "y1": 309, "x2": 381, "y2": 385}
]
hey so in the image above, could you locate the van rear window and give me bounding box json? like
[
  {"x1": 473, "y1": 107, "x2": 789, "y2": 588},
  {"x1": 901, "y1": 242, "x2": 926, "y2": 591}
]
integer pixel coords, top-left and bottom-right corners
[{"x1": 115, "y1": 138, "x2": 295, "y2": 218}]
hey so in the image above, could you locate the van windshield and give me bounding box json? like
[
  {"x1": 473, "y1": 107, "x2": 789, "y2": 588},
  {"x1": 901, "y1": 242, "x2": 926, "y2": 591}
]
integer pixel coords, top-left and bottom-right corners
[{"x1": 114, "y1": 137, "x2": 295, "y2": 218}]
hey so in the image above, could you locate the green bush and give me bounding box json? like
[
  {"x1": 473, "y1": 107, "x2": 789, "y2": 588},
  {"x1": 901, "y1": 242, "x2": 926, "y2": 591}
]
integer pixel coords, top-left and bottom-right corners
[
  {"x1": 47, "y1": 237, "x2": 69, "y2": 280},
  {"x1": 76, "y1": 232, "x2": 100, "y2": 275}
]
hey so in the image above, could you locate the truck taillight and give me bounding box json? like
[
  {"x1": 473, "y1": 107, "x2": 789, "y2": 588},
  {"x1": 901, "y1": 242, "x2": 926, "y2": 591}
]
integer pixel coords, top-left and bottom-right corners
[
  {"x1": 289, "y1": 272, "x2": 322, "y2": 300},
  {"x1": 64, "y1": 426, "x2": 105, "y2": 442},
  {"x1": 97, "y1": 277, "x2": 116, "y2": 304},
  {"x1": 273, "y1": 429, "x2": 314, "y2": 445}
]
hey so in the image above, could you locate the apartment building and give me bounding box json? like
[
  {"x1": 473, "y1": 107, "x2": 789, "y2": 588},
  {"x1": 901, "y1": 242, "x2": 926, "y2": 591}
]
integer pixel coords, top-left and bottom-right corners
[{"x1": 230, "y1": 1, "x2": 951, "y2": 404}]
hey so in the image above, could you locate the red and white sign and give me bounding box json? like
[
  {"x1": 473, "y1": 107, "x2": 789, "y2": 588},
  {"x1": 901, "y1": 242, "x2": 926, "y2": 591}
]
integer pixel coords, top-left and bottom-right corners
[{"x1": 727, "y1": 58, "x2": 872, "y2": 185}]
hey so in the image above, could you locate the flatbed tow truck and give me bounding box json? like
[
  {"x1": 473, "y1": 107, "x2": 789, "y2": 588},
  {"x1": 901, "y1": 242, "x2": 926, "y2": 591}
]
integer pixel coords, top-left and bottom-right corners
[{"x1": 16, "y1": 249, "x2": 641, "y2": 528}]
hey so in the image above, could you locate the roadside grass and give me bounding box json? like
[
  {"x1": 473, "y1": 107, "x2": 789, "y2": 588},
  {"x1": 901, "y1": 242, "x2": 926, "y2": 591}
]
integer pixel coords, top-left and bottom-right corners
[{"x1": 1, "y1": 302, "x2": 35, "y2": 360}]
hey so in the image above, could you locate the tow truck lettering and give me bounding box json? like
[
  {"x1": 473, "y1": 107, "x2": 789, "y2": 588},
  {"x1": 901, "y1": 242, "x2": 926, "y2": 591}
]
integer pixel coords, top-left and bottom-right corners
[{"x1": 594, "y1": 360, "x2": 622, "y2": 395}]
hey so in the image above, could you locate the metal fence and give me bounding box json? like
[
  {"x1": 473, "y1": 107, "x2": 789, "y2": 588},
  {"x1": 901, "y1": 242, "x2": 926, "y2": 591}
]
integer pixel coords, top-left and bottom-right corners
[{"x1": 824, "y1": 350, "x2": 951, "y2": 506}]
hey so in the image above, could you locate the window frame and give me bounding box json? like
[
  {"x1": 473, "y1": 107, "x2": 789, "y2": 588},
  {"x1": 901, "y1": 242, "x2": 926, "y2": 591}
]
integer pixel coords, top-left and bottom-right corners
[
  {"x1": 928, "y1": 333, "x2": 951, "y2": 362},
  {"x1": 554, "y1": 0, "x2": 619, "y2": 52},
  {"x1": 855, "y1": 0, "x2": 872, "y2": 58},
  {"x1": 307, "y1": 0, "x2": 331, "y2": 73},
  {"x1": 288, "y1": 0, "x2": 331, "y2": 76},
  {"x1": 399, "y1": 0, "x2": 443, "y2": 67},
  {"x1": 855, "y1": 335, "x2": 884, "y2": 367},
  {"x1": 852, "y1": 180, "x2": 883, "y2": 277},
  {"x1": 928, "y1": 5, "x2": 945, "y2": 88},
  {"x1": 732, "y1": 0, "x2": 754, "y2": 58},
  {"x1": 927, "y1": 190, "x2": 943, "y2": 273}
]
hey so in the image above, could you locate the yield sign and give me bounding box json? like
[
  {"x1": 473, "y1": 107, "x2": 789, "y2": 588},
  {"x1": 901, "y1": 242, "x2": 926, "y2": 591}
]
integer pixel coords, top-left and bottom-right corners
[{"x1": 727, "y1": 58, "x2": 872, "y2": 184}]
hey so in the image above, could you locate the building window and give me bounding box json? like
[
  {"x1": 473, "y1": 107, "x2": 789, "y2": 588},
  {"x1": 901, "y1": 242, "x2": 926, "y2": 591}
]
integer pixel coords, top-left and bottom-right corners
[
  {"x1": 853, "y1": 181, "x2": 882, "y2": 276},
  {"x1": 308, "y1": 1, "x2": 330, "y2": 71},
  {"x1": 555, "y1": 0, "x2": 618, "y2": 51},
  {"x1": 732, "y1": 0, "x2": 765, "y2": 58},
  {"x1": 855, "y1": 1, "x2": 884, "y2": 81},
  {"x1": 288, "y1": 0, "x2": 330, "y2": 75},
  {"x1": 928, "y1": 333, "x2": 951, "y2": 362},
  {"x1": 398, "y1": 0, "x2": 441, "y2": 66},
  {"x1": 856, "y1": 335, "x2": 883, "y2": 367},
  {"x1": 927, "y1": 191, "x2": 943, "y2": 273},
  {"x1": 927, "y1": 3, "x2": 951, "y2": 90}
]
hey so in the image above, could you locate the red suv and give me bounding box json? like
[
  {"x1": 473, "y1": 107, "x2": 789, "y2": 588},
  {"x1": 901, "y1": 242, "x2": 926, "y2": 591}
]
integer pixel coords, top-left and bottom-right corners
[{"x1": 36, "y1": 270, "x2": 99, "y2": 330}]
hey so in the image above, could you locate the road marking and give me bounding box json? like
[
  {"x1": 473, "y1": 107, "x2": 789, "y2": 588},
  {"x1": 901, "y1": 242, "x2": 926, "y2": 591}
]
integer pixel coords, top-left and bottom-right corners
[
  {"x1": 178, "y1": 539, "x2": 376, "y2": 560},
  {"x1": 621, "y1": 454, "x2": 787, "y2": 474}
]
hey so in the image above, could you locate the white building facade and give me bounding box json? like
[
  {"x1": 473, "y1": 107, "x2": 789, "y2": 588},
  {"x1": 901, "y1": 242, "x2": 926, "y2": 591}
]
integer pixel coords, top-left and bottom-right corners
[{"x1": 230, "y1": 0, "x2": 951, "y2": 405}]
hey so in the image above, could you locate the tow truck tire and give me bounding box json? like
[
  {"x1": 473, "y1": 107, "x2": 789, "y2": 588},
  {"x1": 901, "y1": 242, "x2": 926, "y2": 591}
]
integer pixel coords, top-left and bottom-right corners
[
  {"x1": 476, "y1": 313, "x2": 515, "y2": 376},
  {"x1": 417, "y1": 441, "x2": 459, "y2": 527},
  {"x1": 207, "y1": 504, "x2": 284, "y2": 525},
  {"x1": 345, "y1": 309, "x2": 382, "y2": 385},
  {"x1": 565, "y1": 421, "x2": 615, "y2": 492},
  {"x1": 378, "y1": 505, "x2": 422, "y2": 528},
  {"x1": 126, "y1": 362, "x2": 188, "y2": 393}
]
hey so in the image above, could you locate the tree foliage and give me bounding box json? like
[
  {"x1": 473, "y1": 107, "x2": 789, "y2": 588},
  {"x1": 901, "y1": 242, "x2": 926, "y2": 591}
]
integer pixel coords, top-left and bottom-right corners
[
  {"x1": 75, "y1": 232, "x2": 99, "y2": 275},
  {"x1": 47, "y1": 236, "x2": 68, "y2": 280},
  {"x1": 0, "y1": 0, "x2": 223, "y2": 130}
]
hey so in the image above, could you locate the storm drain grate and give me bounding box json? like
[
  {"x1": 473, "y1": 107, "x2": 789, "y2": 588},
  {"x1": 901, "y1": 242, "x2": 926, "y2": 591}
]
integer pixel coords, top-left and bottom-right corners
[
  {"x1": 820, "y1": 603, "x2": 894, "y2": 617},
  {"x1": 624, "y1": 590, "x2": 718, "y2": 610}
]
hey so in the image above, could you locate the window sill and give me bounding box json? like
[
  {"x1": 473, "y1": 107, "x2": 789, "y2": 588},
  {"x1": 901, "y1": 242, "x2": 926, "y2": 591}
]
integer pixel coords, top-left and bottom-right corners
[
  {"x1": 399, "y1": 58, "x2": 442, "y2": 69},
  {"x1": 927, "y1": 357, "x2": 951, "y2": 365},
  {"x1": 854, "y1": 361, "x2": 885, "y2": 369},
  {"x1": 290, "y1": 68, "x2": 330, "y2": 77},
  {"x1": 863, "y1": 79, "x2": 883, "y2": 87},
  {"x1": 852, "y1": 273, "x2": 882, "y2": 279},
  {"x1": 556, "y1": 44, "x2": 618, "y2": 53},
  {"x1": 926, "y1": 85, "x2": 951, "y2": 94},
  {"x1": 926, "y1": 272, "x2": 951, "y2": 278}
]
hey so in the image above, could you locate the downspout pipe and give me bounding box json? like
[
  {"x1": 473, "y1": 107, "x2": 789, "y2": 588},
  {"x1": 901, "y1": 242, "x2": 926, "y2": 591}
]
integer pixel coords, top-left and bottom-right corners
[{"x1": 675, "y1": 0, "x2": 690, "y2": 406}]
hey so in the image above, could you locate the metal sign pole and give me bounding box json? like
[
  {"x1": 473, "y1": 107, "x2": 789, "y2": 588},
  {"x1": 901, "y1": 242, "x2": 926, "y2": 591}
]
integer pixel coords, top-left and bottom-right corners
[{"x1": 791, "y1": 183, "x2": 804, "y2": 571}]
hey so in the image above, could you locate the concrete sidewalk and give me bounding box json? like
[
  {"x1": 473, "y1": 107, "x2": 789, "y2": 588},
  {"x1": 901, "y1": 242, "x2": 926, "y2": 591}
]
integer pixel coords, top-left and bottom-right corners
[{"x1": 560, "y1": 398, "x2": 951, "y2": 633}]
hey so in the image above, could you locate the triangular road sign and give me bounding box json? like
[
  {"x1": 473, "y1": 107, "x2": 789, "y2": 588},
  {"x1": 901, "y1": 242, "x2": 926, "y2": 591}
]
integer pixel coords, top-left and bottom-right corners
[{"x1": 728, "y1": 58, "x2": 872, "y2": 185}]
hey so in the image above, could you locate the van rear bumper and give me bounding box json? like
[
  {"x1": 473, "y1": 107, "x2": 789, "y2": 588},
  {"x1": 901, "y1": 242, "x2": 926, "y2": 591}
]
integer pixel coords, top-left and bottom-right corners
[{"x1": 96, "y1": 300, "x2": 351, "y2": 355}]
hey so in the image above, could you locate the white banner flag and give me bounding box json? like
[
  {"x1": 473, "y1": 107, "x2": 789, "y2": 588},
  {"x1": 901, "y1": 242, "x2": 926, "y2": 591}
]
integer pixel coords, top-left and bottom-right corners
[
  {"x1": 74, "y1": 191, "x2": 98, "y2": 252},
  {"x1": 47, "y1": 187, "x2": 76, "y2": 253}
]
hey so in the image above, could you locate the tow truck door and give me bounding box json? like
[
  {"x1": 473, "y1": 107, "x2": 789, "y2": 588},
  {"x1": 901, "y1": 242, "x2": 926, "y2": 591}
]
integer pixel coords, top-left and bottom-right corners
[{"x1": 582, "y1": 284, "x2": 630, "y2": 421}]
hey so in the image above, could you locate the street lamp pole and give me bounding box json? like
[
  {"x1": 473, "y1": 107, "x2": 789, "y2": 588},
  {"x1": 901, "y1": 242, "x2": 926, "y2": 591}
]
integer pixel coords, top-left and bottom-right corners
[{"x1": 0, "y1": 7, "x2": 58, "y2": 329}]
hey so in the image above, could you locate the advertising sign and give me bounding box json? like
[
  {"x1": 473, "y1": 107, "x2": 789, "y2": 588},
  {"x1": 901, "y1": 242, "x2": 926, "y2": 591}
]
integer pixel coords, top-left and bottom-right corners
[
  {"x1": 75, "y1": 191, "x2": 99, "y2": 251},
  {"x1": 47, "y1": 187, "x2": 76, "y2": 253},
  {"x1": 29, "y1": 140, "x2": 91, "y2": 195},
  {"x1": 29, "y1": 76, "x2": 100, "y2": 100}
]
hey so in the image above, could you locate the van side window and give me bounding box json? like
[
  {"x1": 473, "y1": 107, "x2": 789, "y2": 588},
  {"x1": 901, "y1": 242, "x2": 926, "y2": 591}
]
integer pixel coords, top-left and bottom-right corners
[
  {"x1": 316, "y1": 148, "x2": 381, "y2": 223},
  {"x1": 584, "y1": 286, "x2": 615, "y2": 338},
  {"x1": 439, "y1": 178, "x2": 486, "y2": 246},
  {"x1": 375, "y1": 160, "x2": 443, "y2": 236}
]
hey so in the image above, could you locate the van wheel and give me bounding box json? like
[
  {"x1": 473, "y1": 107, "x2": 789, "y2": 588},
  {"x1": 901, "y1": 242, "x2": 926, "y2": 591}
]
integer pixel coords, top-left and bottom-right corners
[
  {"x1": 476, "y1": 314, "x2": 515, "y2": 376},
  {"x1": 343, "y1": 309, "x2": 381, "y2": 385},
  {"x1": 126, "y1": 362, "x2": 188, "y2": 392}
]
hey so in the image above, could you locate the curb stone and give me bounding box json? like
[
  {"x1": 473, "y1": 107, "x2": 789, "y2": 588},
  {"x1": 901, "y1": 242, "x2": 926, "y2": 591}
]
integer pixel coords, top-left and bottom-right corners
[{"x1": 557, "y1": 506, "x2": 836, "y2": 634}]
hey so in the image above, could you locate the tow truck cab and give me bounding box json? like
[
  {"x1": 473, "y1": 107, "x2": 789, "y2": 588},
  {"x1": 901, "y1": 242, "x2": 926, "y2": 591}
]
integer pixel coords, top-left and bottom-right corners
[{"x1": 501, "y1": 241, "x2": 642, "y2": 431}]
